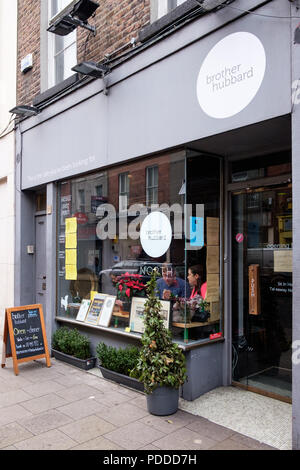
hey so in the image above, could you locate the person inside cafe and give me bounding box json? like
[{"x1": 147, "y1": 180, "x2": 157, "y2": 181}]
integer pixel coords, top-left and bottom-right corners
[
  {"x1": 187, "y1": 264, "x2": 207, "y2": 300},
  {"x1": 156, "y1": 263, "x2": 191, "y2": 300}
]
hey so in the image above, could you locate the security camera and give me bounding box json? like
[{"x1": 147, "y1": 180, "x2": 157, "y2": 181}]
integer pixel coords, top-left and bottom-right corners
[{"x1": 48, "y1": 0, "x2": 99, "y2": 36}]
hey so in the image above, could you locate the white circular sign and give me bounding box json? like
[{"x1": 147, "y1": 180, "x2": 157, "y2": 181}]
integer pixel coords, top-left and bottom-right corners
[
  {"x1": 197, "y1": 32, "x2": 266, "y2": 119},
  {"x1": 140, "y1": 212, "x2": 172, "y2": 258}
]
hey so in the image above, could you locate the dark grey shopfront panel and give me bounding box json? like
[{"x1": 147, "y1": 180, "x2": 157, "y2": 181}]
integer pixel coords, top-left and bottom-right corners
[
  {"x1": 22, "y1": 93, "x2": 108, "y2": 189},
  {"x1": 21, "y1": 0, "x2": 291, "y2": 190}
]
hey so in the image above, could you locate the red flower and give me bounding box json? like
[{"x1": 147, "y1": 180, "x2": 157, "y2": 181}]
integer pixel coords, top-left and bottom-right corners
[
  {"x1": 125, "y1": 288, "x2": 131, "y2": 297},
  {"x1": 119, "y1": 284, "x2": 123, "y2": 291}
]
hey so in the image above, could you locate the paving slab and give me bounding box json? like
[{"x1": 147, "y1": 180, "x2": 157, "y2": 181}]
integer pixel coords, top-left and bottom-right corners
[
  {"x1": 14, "y1": 429, "x2": 77, "y2": 450},
  {"x1": 19, "y1": 409, "x2": 74, "y2": 435},
  {"x1": 139, "y1": 410, "x2": 197, "y2": 434},
  {"x1": 103, "y1": 421, "x2": 166, "y2": 450},
  {"x1": 152, "y1": 427, "x2": 217, "y2": 450},
  {"x1": 96, "y1": 402, "x2": 149, "y2": 427},
  {"x1": 0, "y1": 422, "x2": 34, "y2": 449},
  {"x1": 186, "y1": 416, "x2": 236, "y2": 442},
  {"x1": 57, "y1": 397, "x2": 110, "y2": 420},
  {"x1": 55, "y1": 383, "x2": 104, "y2": 402},
  {"x1": 71, "y1": 435, "x2": 125, "y2": 450},
  {"x1": 0, "y1": 404, "x2": 33, "y2": 427},
  {"x1": 21, "y1": 393, "x2": 69, "y2": 414},
  {"x1": 0, "y1": 389, "x2": 33, "y2": 408},
  {"x1": 59, "y1": 415, "x2": 116, "y2": 444},
  {"x1": 22, "y1": 379, "x2": 66, "y2": 398}
]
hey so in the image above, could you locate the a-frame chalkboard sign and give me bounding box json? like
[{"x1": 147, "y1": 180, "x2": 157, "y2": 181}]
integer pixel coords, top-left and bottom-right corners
[{"x1": 1, "y1": 304, "x2": 51, "y2": 375}]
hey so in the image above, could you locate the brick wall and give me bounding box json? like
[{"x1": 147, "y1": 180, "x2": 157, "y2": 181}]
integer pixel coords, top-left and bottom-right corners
[
  {"x1": 17, "y1": 0, "x2": 41, "y2": 107},
  {"x1": 108, "y1": 153, "x2": 171, "y2": 210},
  {"x1": 17, "y1": 0, "x2": 150, "y2": 106}
]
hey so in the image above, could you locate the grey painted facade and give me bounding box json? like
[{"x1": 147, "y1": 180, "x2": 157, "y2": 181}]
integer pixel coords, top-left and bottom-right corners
[{"x1": 14, "y1": 0, "x2": 299, "y2": 447}]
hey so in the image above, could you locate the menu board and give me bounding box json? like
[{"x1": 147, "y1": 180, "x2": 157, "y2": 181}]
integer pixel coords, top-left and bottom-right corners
[
  {"x1": 85, "y1": 294, "x2": 107, "y2": 325},
  {"x1": 1, "y1": 304, "x2": 51, "y2": 375}
]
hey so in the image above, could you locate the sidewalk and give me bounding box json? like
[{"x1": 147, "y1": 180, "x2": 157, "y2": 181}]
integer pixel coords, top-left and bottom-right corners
[{"x1": 0, "y1": 357, "x2": 275, "y2": 450}]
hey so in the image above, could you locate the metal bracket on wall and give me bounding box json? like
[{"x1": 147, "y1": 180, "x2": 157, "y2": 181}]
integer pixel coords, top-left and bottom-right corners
[{"x1": 103, "y1": 77, "x2": 108, "y2": 96}]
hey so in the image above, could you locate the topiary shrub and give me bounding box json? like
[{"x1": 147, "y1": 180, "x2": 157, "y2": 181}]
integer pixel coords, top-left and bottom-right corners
[
  {"x1": 130, "y1": 268, "x2": 187, "y2": 394},
  {"x1": 96, "y1": 342, "x2": 140, "y2": 376},
  {"x1": 52, "y1": 327, "x2": 91, "y2": 360}
]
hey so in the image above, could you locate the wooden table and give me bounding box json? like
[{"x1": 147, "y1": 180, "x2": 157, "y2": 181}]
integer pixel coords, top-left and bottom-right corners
[
  {"x1": 112, "y1": 309, "x2": 130, "y2": 327},
  {"x1": 172, "y1": 321, "x2": 219, "y2": 343}
]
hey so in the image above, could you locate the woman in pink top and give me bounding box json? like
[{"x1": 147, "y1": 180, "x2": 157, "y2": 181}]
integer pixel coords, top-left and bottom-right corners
[{"x1": 187, "y1": 265, "x2": 207, "y2": 299}]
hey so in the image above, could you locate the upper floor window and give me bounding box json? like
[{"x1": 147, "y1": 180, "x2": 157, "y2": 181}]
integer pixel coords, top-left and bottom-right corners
[
  {"x1": 48, "y1": 0, "x2": 77, "y2": 87},
  {"x1": 146, "y1": 165, "x2": 158, "y2": 205},
  {"x1": 78, "y1": 188, "x2": 85, "y2": 212},
  {"x1": 119, "y1": 172, "x2": 130, "y2": 212},
  {"x1": 151, "y1": 0, "x2": 186, "y2": 22}
]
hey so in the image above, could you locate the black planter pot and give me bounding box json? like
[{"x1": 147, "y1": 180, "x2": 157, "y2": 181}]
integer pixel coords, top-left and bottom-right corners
[
  {"x1": 146, "y1": 386, "x2": 179, "y2": 416},
  {"x1": 99, "y1": 365, "x2": 144, "y2": 392},
  {"x1": 52, "y1": 349, "x2": 96, "y2": 370}
]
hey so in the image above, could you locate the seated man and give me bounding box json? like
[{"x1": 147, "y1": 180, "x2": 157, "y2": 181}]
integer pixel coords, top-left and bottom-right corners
[{"x1": 156, "y1": 264, "x2": 191, "y2": 300}]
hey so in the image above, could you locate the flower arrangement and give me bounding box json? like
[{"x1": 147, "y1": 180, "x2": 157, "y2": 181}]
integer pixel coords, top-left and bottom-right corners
[
  {"x1": 172, "y1": 294, "x2": 210, "y2": 323},
  {"x1": 116, "y1": 272, "x2": 146, "y2": 301}
]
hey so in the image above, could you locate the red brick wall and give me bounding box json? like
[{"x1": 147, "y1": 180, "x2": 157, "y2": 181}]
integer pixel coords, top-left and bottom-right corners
[
  {"x1": 108, "y1": 154, "x2": 171, "y2": 210},
  {"x1": 17, "y1": 0, "x2": 150, "y2": 105},
  {"x1": 17, "y1": 0, "x2": 41, "y2": 107}
]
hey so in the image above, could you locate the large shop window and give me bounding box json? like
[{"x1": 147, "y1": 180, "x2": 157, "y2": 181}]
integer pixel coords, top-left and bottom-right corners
[{"x1": 57, "y1": 150, "x2": 222, "y2": 345}]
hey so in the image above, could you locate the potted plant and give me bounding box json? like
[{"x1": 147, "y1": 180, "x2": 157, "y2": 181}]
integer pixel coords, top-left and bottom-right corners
[
  {"x1": 130, "y1": 269, "x2": 187, "y2": 415},
  {"x1": 115, "y1": 272, "x2": 146, "y2": 312},
  {"x1": 96, "y1": 342, "x2": 144, "y2": 392},
  {"x1": 52, "y1": 326, "x2": 96, "y2": 370},
  {"x1": 172, "y1": 295, "x2": 210, "y2": 323}
]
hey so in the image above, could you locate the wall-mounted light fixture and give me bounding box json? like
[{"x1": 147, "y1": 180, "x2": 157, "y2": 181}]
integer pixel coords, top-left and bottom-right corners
[
  {"x1": 72, "y1": 61, "x2": 110, "y2": 94},
  {"x1": 71, "y1": 61, "x2": 109, "y2": 78},
  {"x1": 9, "y1": 105, "x2": 40, "y2": 117},
  {"x1": 47, "y1": 0, "x2": 99, "y2": 36}
]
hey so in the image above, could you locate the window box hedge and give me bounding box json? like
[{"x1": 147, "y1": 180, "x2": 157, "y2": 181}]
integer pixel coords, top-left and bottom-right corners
[{"x1": 52, "y1": 327, "x2": 96, "y2": 370}]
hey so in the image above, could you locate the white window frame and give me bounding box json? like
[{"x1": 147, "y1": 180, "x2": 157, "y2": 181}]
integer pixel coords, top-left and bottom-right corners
[
  {"x1": 78, "y1": 188, "x2": 85, "y2": 213},
  {"x1": 119, "y1": 172, "x2": 130, "y2": 213},
  {"x1": 146, "y1": 166, "x2": 158, "y2": 206},
  {"x1": 47, "y1": 0, "x2": 77, "y2": 88},
  {"x1": 151, "y1": 0, "x2": 186, "y2": 22}
]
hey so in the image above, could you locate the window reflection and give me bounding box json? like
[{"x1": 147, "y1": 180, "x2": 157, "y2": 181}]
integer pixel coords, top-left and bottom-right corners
[{"x1": 57, "y1": 150, "x2": 222, "y2": 345}]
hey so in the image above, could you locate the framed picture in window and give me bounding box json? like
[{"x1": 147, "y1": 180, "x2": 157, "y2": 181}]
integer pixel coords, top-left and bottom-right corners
[
  {"x1": 76, "y1": 299, "x2": 91, "y2": 322},
  {"x1": 129, "y1": 297, "x2": 170, "y2": 334},
  {"x1": 98, "y1": 295, "x2": 116, "y2": 327},
  {"x1": 85, "y1": 293, "x2": 107, "y2": 325}
]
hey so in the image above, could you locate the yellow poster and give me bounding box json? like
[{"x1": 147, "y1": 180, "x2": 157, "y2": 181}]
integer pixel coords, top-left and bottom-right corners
[
  {"x1": 65, "y1": 264, "x2": 77, "y2": 280},
  {"x1": 65, "y1": 232, "x2": 77, "y2": 249},
  {"x1": 65, "y1": 249, "x2": 77, "y2": 265},
  {"x1": 65, "y1": 217, "x2": 77, "y2": 234}
]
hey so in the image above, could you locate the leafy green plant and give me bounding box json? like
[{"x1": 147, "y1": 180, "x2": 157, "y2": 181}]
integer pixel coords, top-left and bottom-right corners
[
  {"x1": 96, "y1": 342, "x2": 140, "y2": 376},
  {"x1": 130, "y1": 269, "x2": 187, "y2": 394},
  {"x1": 52, "y1": 326, "x2": 91, "y2": 360}
]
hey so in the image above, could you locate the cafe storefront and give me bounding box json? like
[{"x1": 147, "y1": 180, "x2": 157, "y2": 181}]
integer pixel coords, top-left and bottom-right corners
[{"x1": 14, "y1": 0, "x2": 300, "y2": 445}]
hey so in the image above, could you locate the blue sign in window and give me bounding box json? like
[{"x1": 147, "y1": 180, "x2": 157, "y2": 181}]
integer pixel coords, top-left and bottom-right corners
[{"x1": 190, "y1": 217, "x2": 204, "y2": 247}]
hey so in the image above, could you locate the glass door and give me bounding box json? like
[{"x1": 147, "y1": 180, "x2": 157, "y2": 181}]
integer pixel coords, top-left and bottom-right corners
[{"x1": 231, "y1": 184, "x2": 292, "y2": 401}]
